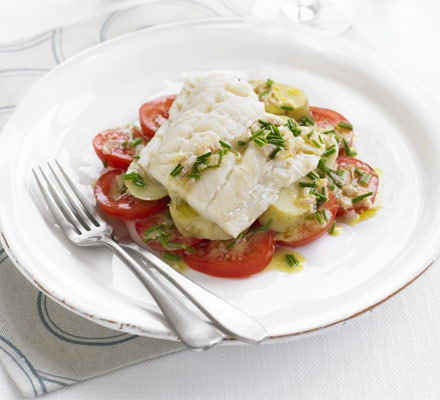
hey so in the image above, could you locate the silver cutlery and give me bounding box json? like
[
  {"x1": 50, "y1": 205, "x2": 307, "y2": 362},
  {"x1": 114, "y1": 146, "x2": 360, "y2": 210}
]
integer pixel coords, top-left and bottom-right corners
[{"x1": 32, "y1": 160, "x2": 268, "y2": 349}]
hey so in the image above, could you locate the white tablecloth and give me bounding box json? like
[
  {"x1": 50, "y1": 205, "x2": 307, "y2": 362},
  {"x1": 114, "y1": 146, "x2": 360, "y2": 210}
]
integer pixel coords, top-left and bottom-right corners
[{"x1": 1, "y1": 0, "x2": 440, "y2": 398}]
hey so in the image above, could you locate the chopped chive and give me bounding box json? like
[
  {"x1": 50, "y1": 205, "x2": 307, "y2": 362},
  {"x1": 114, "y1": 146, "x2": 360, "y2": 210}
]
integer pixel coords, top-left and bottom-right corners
[
  {"x1": 258, "y1": 91, "x2": 268, "y2": 98},
  {"x1": 329, "y1": 222, "x2": 336, "y2": 234},
  {"x1": 129, "y1": 137, "x2": 142, "y2": 147},
  {"x1": 251, "y1": 219, "x2": 273, "y2": 233},
  {"x1": 323, "y1": 129, "x2": 335, "y2": 135},
  {"x1": 281, "y1": 104, "x2": 294, "y2": 111},
  {"x1": 360, "y1": 173, "x2": 372, "y2": 185},
  {"x1": 311, "y1": 139, "x2": 321, "y2": 148},
  {"x1": 352, "y1": 192, "x2": 373, "y2": 203},
  {"x1": 269, "y1": 146, "x2": 281, "y2": 159},
  {"x1": 329, "y1": 184, "x2": 336, "y2": 190},
  {"x1": 186, "y1": 173, "x2": 200, "y2": 179},
  {"x1": 315, "y1": 210, "x2": 324, "y2": 224},
  {"x1": 354, "y1": 168, "x2": 363, "y2": 177},
  {"x1": 318, "y1": 157, "x2": 328, "y2": 172},
  {"x1": 219, "y1": 140, "x2": 231, "y2": 149},
  {"x1": 254, "y1": 137, "x2": 267, "y2": 147},
  {"x1": 133, "y1": 179, "x2": 146, "y2": 188},
  {"x1": 322, "y1": 209, "x2": 330, "y2": 222},
  {"x1": 307, "y1": 171, "x2": 320, "y2": 180},
  {"x1": 162, "y1": 252, "x2": 180, "y2": 262},
  {"x1": 337, "y1": 121, "x2": 353, "y2": 130},
  {"x1": 312, "y1": 191, "x2": 327, "y2": 202},
  {"x1": 301, "y1": 115, "x2": 315, "y2": 126},
  {"x1": 323, "y1": 147, "x2": 336, "y2": 157},
  {"x1": 266, "y1": 78, "x2": 274, "y2": 88},
  {"x1": 133, "y1": 155, "x2": 140, "y2": 160},
  {"x1": 343, "y1": 138, "x2": 357, "y2": 156},
  {"x1": 237, "y1": 140, "x2": 248, "y2": 146},
  {"x1": 286, "y1": 118, "x2": 301, "y2": 136},
  {"x1": 299, "y1": 182, "x2": 317, "y2": 188},
  {"x1": 102, "y1": 160, "x2": 107, "y2": 168},
  {"x1": 170, "y1": 163, "x2": 184, "y2": 177},
  {"x1": 307, "y1": 132, "x2": 313, "y2": 139},
  {"x1": 285, "y1": 254, "x2": 299, "y2": 267},
  {"x1": 196, "y1": 152, "x2": 212, "y2": 161},
  {"x1": 258, "y1": 119, "x2": 271, "y2": 127},
  {"x1": 120, "y1": 186, "x2": 127, "y2": 195},
  {"x1": 318, "y1": 134, "x2": 324, "y2": 144},
  {"x1": 251, "y1": 128, "x2": 265, "y2": 140},
  {"x1": 122, "y1": 140, "x2": 128, "y2": 147}
]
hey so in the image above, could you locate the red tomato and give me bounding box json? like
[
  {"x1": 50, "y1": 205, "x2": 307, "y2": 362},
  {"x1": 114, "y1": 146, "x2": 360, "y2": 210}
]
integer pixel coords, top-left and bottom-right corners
[
  {"x1": 276, "y1": 190, "x2": 339, "y2": 248},
  {"x1": 94, "y1": 169, "x2": 168, "y2": 220},
  {"x1": 93, "y1": 126, "x2": 146, "y2": 169},
  {"x1": 135, "y1": 212, "x2": 202, "y2": 253},
  {"x1": 309, "y1": 106, "x2": 354, "y2": 154},
  {"x1": 336, "y1": 156, "x2": 379, "y2": 216},
  {"x1": 139, "y1": 95, "x2": 176, "y2": 138},
  {"x1": 184, "y1": 230, "x2": 275, "y2": 278}
]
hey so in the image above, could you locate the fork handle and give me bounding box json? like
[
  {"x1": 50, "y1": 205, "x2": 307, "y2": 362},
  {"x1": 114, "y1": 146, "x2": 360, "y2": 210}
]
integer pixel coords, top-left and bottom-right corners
[
  {"x1": 119, "y1": 242, "x2": 268, "y2": 344},
  {"x1": 102, "y1": 239, "x2": 222, "y2": 351}
]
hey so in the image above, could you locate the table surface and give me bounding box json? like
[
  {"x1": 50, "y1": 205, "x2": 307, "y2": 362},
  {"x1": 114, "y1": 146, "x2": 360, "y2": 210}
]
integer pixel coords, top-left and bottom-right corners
[{"x1": 1, "y1": 0, "x2": 440, "y2": 399}]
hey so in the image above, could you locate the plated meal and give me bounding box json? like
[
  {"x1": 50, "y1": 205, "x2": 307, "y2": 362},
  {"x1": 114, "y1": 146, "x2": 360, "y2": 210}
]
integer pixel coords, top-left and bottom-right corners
[{"x1": 92, "y1": 71, "x2": 380, "y2": 278}]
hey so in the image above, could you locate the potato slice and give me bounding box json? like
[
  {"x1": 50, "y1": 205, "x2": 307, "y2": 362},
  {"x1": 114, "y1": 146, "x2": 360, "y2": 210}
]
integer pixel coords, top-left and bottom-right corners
[
  {"x1": 125, "y1": 160, "x2": 168, "y2": 200},
  {"x1": 258, "y1": 182, "x2": 317, "y2": 233},
  {"x1": 169, "y1": 197, "x2": 232, "y2": 240},
  {"x1": 251, "y1": 80, "x2": 309, "y2": 121}
]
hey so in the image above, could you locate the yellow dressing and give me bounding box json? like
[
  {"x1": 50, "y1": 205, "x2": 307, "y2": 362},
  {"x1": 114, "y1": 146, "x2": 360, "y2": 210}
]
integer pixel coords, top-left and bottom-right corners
[
  {"x1": 163, "y1": 257, "x2": 188, "y2": 274},
  {"x1": 346, "y1": 206, "x2": 382, "y2": 226},
  {"x1": 329, "y1": 223, "x2": 344, "y2": 236},
  {"x1": 264, "y1": 247, "x2": 305, "y2": 274}
]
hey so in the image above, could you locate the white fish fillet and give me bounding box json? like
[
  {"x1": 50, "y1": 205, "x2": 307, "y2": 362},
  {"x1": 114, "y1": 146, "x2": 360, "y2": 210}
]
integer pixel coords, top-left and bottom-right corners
[{"x1": 139, "y1": 72, "x2": 324, "y2": 237}]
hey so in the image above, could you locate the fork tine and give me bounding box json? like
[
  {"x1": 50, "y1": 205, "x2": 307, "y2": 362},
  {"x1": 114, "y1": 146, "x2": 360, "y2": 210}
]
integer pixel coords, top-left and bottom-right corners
[
  {"x1": 48, "y1": 161, "x2": 94, "y2": 230},
  {"x1": 32, "y1": 168, "x2": 80, "y2": 236},
  {"x1": 54, "y1": 160, "x2": 103, "y2": 225},
  {"x1": 37, "y1": 166, "x2": 85, "y2": 234}
]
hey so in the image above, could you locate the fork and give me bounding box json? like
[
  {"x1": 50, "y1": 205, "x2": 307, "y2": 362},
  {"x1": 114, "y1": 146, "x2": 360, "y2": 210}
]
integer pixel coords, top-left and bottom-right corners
[{"x1": 33, "y1": 160, "x2": 268, "y2": 347}]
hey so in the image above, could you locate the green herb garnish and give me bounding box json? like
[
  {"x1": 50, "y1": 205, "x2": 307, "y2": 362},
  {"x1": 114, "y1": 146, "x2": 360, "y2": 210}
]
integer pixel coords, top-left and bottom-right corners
[
  {"x1": 170, "y1": 163, "x2": 184, "y2": 177},
  {"x1": 352, "y1": 192, "x2": 373, "y2": 203},
  {"x1": 129, "y1": 137, "x2": 142, "y2": 147},
  {"x1": 323, "y1": 146, "x2": 336, "y2": 157},
  {"x1": 300, "y1": 115, "x2": 315, "y2": 126},
  {"x1": 337, "y1": 121, "x2": 353, "y2": 130},
  {"x1": 343, "y1": 138, "x2": 357, "y2": 157},
  {"x1": 286, "y1": 118, "x2": 301, "y2": 136},
  {"x1": 299, "y1": 182, "x2": 317, "y2": 188},
  {"x1": 266, "y1": 78, "x2": 274, "y2": 88},
  {"x1": 269, "y1": 146, "x2": 281, "y2": 160},
  {"x1": 329, "y1": 222, "x2": 336, "y2": 234},
  {"x1": 162, "y1": 252, "x2": 180, "y2": 262},
  {"x1": 360, "y1": 173, "x2": 372, "y2": 185},
  {"x1": 123, "y1": 172, "x2": 146, "y2": 188},
  {"x1": 281, "y1": 104, "x2": 294, "y2": 111},
  {"x1": 285, "y1": 254, "x2": 299, "y2": 267}
]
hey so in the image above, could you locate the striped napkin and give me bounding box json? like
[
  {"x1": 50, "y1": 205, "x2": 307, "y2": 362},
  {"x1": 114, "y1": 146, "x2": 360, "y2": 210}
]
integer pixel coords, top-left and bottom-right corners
[{"x1": 0, "y1": 0, "x2": 240, "y2": 396}]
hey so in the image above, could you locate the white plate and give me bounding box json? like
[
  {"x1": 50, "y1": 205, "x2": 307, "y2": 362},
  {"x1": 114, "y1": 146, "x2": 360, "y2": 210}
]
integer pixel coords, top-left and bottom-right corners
[{"x1": 1, "y1": 19, "x2": 440, "y2": 342}]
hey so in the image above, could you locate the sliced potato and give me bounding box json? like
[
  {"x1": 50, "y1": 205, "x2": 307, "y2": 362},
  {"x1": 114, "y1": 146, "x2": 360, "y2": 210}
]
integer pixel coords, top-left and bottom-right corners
[
  {"x1": 169, "y1": 197, "x2": 232, "y2": 240},
  {"x1": 125, "y1": 160, "x2": 168, "y2": 200},
  {"x1": 258, "y1": 182, "x2": 316, "y2": 232},
  {"x1": 251, "y1": 80, "x2": 309, "y2": 121}
]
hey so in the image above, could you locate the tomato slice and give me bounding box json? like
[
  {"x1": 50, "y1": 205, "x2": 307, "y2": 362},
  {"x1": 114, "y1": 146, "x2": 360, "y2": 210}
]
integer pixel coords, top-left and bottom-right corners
[
  {"x1": 184, "y1": 230, "x2": 275, "y2": 278},
  {"x1": 335, "y1": 156, "x2": 379, "y2": 216},
  {"x1": 135, "y1": 212, "x2": 202, "y2": 253},
  {"x1": 276, "y1": 190, "x2": 338, "y2": 248},
  {"x1": 139, "y1": 95, "x2": 176, "y2": 138},
  {"x1": 309, "y1": 106, "x2": 354, "y2": 155},
  {"x1": 93, "y1": 126, "x2": 146, "y2": 169},
  {"x1": 94, "y1": 169, "x2": 168, "y2": 220}
]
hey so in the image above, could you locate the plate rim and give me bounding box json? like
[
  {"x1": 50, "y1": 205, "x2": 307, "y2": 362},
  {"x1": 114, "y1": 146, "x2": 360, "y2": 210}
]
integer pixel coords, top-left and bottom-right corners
[{"x1": 1, "y1": 17, "x2": 440, "y2": 344}]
